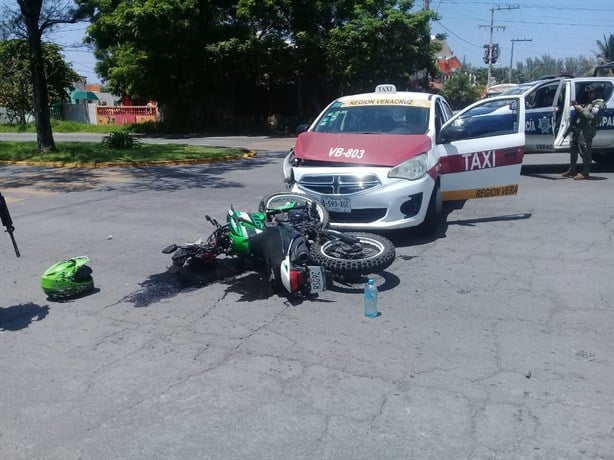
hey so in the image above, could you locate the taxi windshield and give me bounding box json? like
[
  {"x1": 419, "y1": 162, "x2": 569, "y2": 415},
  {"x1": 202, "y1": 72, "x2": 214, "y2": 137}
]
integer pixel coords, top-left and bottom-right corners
[{"x1": 314, "y1": 104, "x2": 429, "y2": 134}]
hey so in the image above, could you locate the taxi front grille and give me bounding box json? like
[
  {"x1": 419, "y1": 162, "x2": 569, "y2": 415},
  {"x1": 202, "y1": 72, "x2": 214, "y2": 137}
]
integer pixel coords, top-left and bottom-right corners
[
  {"x1": 329, "y1": 208, "x2": 387, "y2": 224},
  {"x1": 298, "y1": 174, "x2": 381, "y2": 195}
]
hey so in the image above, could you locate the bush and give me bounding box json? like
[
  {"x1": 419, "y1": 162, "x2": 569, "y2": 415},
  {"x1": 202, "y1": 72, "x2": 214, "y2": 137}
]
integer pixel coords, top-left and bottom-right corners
[{"x1": 101, "y1": 132, "x2": 141, "y2": 150}]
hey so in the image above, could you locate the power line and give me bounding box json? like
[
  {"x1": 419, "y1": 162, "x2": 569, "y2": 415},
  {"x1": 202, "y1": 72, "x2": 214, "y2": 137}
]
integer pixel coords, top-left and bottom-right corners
[
  {"x1": 509, "y1": 38, "x2": 532, "y2": 82},
  {"x1": 435, "y1": 21, "x2": 483, "y2": 48},
  {"x1": 479, "y1": 4, "x2": 520, "y2": 87}
]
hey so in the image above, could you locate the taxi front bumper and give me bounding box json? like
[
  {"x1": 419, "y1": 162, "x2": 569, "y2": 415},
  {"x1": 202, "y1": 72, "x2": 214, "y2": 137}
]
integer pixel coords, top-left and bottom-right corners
[{"x1": 290, "y1": 166, "x2": 436, "y2": 231}]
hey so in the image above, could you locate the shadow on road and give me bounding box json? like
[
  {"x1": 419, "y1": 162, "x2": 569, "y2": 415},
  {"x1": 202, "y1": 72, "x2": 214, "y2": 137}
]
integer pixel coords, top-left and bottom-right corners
[
  {"x1": 125, "y1": 257, "x2": 401, "y2": 308},
  {"x1": 0, "y1": 153, "x2": 286, "y2": 194},
  {"x1": 124, "y1": 258, "x2": 305, "y2": 308},
  {"x1": 385, "y1": 201, "x2": 532, "y2": 249},
  {"x1": 447, "y1": 212, "x2": 532, "y2": 227},
  {"x1": 0, "y1": 302, "x2": 49, "y2": 331},
  {"x1": 522, "y1": 160, "x2": 613, "y2": 180},
  {"x1": 329, "y1": 271, "x2": 400, "y2": 294}
]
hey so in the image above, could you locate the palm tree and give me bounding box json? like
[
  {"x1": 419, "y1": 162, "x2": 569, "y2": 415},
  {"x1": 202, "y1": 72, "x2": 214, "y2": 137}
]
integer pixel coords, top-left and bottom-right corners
[
  {"x1": 595, "y1": 34, "x2": 614, "y2": 64},
  {"x1": 442, "y1": 73, "x2": 482, "y2": 110}
]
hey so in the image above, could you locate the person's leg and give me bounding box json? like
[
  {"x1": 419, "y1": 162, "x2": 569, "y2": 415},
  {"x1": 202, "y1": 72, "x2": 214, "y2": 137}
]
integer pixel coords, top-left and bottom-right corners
[
  {"x1": 563, "y1": 135, "x2": 578, "y2": 177},
  {"x1": 580, "y1": 137, "x2": 593, "y2": 176},
  {"x1": 574, "y1": 131, "x2": 592, "y2": 179}
]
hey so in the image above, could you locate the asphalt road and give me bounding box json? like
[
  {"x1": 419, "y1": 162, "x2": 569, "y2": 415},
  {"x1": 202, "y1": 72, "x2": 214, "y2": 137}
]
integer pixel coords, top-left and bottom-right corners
[{"x1": 1, "y1": 139, "x2": 613, "y2": 459}]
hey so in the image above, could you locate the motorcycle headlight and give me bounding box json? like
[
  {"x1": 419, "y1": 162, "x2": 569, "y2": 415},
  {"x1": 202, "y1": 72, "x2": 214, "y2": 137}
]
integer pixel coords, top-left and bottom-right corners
[
  {"x1": 282, "y1": 151, "x2": 295, "y2": 183},
  {"x1": 388, "y1": 153, "x2": 428, "y2": 180}
]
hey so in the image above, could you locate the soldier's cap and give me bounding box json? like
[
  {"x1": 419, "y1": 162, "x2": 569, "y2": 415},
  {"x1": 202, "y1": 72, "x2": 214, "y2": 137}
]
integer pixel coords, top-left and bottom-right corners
[{"x1": 584, "y1": 83, "x2": 602, "y2": 92}]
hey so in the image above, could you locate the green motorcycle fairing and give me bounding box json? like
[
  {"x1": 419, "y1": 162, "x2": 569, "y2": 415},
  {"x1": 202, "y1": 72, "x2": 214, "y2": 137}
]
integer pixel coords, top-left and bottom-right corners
[{"x1": 226, "y1": 207, "x2": 267, "y2": 253}]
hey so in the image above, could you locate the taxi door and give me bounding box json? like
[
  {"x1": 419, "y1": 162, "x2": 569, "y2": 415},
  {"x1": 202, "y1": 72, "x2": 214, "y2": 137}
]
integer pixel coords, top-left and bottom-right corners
[{"x1": 435, "y1": 95, "x2": 525, "y2": 201}]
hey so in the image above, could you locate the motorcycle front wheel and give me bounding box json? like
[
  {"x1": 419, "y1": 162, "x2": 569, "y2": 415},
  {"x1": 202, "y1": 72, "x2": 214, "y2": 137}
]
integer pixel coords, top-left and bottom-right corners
[
  {"x1": 259, "y1": 192, "x2": 330, "y2": 227},
  {"x1": 309, "y1": 232, "x2": 395, "y2": 279}
]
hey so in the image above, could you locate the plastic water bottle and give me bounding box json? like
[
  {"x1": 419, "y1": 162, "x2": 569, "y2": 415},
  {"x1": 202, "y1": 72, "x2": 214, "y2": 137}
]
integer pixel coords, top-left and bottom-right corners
[{"x1": 364, "y1": 279, "x2": 379, "y2": 318}]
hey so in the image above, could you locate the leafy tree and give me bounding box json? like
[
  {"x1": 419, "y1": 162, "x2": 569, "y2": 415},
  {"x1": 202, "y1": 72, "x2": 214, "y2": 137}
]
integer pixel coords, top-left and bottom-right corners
[
  {"x1": 462, "y1": 65, "x2": 509, "y2": 87},
  {"x1": 595, "y1": 33, "x2": 614, "y2": 63},
  {"x1": 515, "y1": 55, "x2": 595, "y2": 81},
  {"x1": 326, "y1": 1, "x2": 438, "y2": 93},
  {"x1": 80, "y1": 0, "x2": 440, "y2": 131},
  {"x1": 80, "y1": 0, "x2": 256, "y2": 130},
  {"x1": 0, "y1": 0, "x2": 88, "y2": 152},
  {"x1": 442, "y1": 72, "x2": 481, "y2": 110},
  {"x1": 0, "y1": 39, "x2": 80, "y2": 124}
]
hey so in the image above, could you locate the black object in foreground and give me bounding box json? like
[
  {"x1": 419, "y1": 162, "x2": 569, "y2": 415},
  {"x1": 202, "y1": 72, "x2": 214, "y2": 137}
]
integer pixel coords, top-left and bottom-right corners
[{"x1": 0, "y1": 191, "x2": 20, "y2": 257}]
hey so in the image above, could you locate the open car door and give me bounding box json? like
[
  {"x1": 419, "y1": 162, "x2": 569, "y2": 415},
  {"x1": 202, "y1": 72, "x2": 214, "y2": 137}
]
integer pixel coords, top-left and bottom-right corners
[
  {"x1": 553, "y1": 80, "x2": 573, "y2": 151},
  {"x1": 523, "y1": 79, "x2": 562, "y2": 152},
  {"x1": 436, "y1": 95, "x2": 525, "y2": 201}
]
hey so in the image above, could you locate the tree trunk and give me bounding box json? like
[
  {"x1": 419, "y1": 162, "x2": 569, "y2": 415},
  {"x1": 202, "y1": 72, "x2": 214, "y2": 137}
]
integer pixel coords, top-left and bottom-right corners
[{"x1": 20, "y1": 0, "x2": 56, "y2": 152}]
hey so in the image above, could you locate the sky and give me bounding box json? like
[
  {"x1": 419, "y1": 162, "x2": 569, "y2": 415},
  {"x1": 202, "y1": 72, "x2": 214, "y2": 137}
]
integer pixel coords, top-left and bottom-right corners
[
  {"x1": 5, "y1": 0, "x2": 614, "y2": 84},
  {"x1": 428, "y1": 0, "x2": 613, "y2": 71}
]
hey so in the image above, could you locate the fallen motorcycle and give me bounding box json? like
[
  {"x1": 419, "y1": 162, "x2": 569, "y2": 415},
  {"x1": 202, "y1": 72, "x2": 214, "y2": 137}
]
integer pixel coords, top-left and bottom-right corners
[{"x1": 162, "y1": 193, "x2": 395, "y2": 295}]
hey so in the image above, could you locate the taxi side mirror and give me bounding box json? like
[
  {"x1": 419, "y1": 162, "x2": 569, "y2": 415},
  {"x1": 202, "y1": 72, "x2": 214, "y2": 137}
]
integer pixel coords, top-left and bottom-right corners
[{"x1": 438, "y1": 123, "x2": 468, "y2": 144}]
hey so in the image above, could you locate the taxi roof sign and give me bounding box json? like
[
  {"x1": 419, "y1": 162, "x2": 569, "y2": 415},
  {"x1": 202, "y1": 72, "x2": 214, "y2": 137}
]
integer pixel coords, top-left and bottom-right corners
[{"x1": 375, "y1": 84, "x2": 397, "y2": 93}]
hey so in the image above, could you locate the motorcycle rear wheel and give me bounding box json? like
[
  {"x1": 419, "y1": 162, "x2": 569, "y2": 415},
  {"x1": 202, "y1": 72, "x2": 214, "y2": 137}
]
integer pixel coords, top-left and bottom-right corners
[
  {"x1": 309, "y1": 232, "x2": 395, "y2": 279},
  {"x1": 259, "y1": 192, "x2": 330, "y2": 227}
]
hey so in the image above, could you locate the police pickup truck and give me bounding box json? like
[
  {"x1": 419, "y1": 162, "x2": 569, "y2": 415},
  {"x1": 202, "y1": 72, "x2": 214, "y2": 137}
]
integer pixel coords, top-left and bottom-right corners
[{"x1": 501, "y1": 77, "x2": 614, "y2": 163}]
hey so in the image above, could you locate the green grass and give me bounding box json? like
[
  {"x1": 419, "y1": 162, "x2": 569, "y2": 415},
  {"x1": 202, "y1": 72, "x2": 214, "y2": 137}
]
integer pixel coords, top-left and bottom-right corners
[
  {"x1": 0, "y1": 120, "x2": 136, "y2": 134},
  {"x1": 0, "y1": 121, "x2": 249, "y2": 163},
  {"x1": 0, "y1": 141, "x2": 248, "y2": 164}
]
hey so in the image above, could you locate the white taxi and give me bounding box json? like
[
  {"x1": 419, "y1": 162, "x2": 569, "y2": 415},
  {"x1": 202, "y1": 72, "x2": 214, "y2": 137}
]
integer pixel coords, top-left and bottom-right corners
[{"x1": 282, "y1": 84, "x2": 525, "y2": 233}]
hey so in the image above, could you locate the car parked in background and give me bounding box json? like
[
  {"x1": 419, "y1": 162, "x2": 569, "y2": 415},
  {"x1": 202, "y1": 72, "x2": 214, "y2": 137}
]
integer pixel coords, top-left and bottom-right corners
[
  {"x1": 282, "y1": 85, "x2": 526, "y2": 233},
  {"x1": 484, "y1": 83, "x2": 518, "y2": 98},
  {"x1": 500, "y1": 77, "x2": 614, "y2": 162}
]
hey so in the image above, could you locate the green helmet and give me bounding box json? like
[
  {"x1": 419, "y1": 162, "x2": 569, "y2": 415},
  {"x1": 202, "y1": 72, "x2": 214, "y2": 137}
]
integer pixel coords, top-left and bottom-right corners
[{"x1": 41, "y1": 256, "x2": 94, "y2": 300}]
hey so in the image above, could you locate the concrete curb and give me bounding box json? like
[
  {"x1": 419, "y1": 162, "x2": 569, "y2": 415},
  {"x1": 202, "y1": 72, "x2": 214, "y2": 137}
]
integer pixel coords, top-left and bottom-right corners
[{"x1": 0, "y1": 150, "x2": 257, "y2": 168}]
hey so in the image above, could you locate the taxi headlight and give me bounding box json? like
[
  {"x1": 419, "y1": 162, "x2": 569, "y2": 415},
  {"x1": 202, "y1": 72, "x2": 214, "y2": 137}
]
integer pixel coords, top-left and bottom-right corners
[
  {"x1": 388, "y1": 153, "x2": 428, "y2": 180},
  {"x1": 282, "y1": 151, "x2": 295, "y2": 183}
]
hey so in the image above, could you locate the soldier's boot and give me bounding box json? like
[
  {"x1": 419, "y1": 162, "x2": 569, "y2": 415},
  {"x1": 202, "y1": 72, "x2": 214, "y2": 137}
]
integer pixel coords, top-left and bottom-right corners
[
  {"x1": 573, "y1": 173, "x2": 588, "y2": 180},
  {"x1": 561, "y1": 168, "x2": 576, "y2": 178}
]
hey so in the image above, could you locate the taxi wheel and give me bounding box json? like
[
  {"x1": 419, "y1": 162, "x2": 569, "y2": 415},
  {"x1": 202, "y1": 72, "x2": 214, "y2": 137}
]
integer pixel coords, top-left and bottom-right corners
[{"x1": 418, "y1": 182, "x2": 442, "y2": 235}]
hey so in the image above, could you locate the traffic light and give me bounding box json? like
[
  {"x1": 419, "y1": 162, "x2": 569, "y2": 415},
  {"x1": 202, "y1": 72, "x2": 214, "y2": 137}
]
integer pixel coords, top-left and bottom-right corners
[{"x1": 482, "y1": 44, "x2": 500, "y2": 64}]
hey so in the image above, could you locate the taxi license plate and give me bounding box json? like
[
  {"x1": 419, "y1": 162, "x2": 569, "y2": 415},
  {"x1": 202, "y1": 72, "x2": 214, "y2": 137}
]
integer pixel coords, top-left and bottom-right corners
[
  {"x1": 308, "y1": 266, "x2": 326, "y2": 293},
  {"x1": 322, "y1": 196, "x2": 351, "y2": 213}
]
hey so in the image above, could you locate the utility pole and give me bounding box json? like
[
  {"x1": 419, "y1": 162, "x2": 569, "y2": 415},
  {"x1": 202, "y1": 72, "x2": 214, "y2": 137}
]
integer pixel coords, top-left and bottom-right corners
[
  {"x1": 509, "y1": 38, "x2": 532, "y2": 82},
  {"x1": 479, "y1": 4, "x2": 520, "y2": 87}
]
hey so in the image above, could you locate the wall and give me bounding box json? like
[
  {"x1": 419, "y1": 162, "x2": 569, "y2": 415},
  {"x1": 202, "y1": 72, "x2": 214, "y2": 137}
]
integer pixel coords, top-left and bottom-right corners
[{"x1": 96, "y1": 106, "x2": 158, "y2": 125}]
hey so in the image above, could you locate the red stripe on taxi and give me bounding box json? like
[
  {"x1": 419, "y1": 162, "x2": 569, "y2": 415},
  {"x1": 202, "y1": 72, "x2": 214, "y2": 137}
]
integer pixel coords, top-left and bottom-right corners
[
  {"x1": 439, "y1": 147, "x2": 524, "y2": 174},
  {"x1": 294, "y1": 132, "x2": 432, "y2": 167}
]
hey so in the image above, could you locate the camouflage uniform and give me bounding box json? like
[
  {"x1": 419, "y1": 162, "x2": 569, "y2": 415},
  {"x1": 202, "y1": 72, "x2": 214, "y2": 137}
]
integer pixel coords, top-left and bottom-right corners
[{"x1": 566, "y1": 89, "x2": 606, "y2": 178}]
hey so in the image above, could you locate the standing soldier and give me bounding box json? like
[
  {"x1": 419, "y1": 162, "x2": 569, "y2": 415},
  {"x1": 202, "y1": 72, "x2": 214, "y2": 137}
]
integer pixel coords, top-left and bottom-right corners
[{"x1": 562, "y1": 83, "x2": 607, "y2": 180}]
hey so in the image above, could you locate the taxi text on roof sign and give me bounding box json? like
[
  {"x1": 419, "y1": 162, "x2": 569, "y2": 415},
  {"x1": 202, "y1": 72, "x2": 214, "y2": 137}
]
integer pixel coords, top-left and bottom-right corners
[{"x1": 375, "y1": 84, "x2": 397, "y2": 93}]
